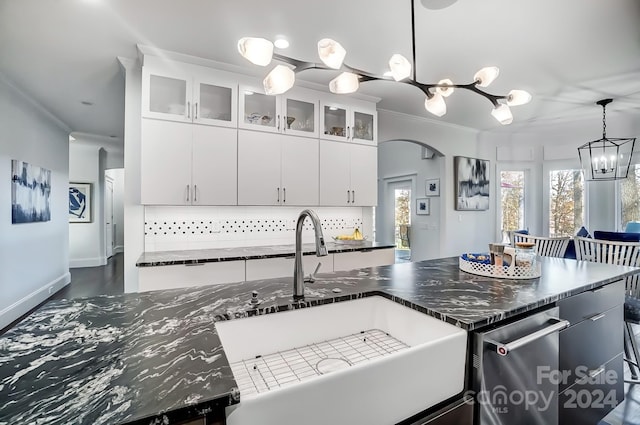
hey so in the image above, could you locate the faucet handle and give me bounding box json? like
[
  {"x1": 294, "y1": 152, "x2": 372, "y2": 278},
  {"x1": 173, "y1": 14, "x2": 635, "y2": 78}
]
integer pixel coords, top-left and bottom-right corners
[{"x1": 305, "y1": 262, "x2": 322, "y2": 283}]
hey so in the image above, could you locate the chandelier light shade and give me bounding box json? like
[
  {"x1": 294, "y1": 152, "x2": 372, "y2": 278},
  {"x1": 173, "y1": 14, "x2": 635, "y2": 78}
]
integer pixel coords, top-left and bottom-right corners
[
  {"x1": 425, "y1": 93, "x2": 447, "y2": 117},
  {"x1": 237, "y1": 1, "x2": 532, "y2": 125},
  {"x1": 263, "y1": 65, "x2": 296, "y2": 95},
  {"x1": 237, "y1": 37, "x2": 274, "y2": 66},
  {"x1": 317, "y1": 39, "x2": 346, "y2": 69},
  {"x1": 578, "y1": 99, "x2": 636, "y2": 181},
  {"x1": 491, "y1": 104, "x2": 513, "y2": 125},
  {"x1": 473, "y1": 67, "x2": 500, "y2": 88},
  {"x1": 329, "y1": 72, "x2": 360, "y2": 94}
]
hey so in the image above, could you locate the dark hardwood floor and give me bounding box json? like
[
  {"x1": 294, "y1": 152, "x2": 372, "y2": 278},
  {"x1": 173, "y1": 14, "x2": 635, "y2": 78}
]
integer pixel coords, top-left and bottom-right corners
[{"x1": 0, "y1": 253, "x2": 124, "y2": 335}]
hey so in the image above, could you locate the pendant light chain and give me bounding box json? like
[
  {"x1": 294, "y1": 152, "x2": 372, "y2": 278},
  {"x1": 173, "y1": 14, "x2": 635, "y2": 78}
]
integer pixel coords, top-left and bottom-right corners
[{"x1": 602, "y1": 102, "x2": 607, "y2": 139}]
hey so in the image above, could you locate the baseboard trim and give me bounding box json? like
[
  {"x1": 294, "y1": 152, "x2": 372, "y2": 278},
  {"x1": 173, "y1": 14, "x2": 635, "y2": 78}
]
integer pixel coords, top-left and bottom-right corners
[
  {"x1": 69, "y1": 256, "x2": 107, "y2": 268},
  {"x1": 114, "y1": 245, "x2": 124, "y2": 254},
  {"x1": 0, "y1": 272, "x2": 71, "y2": 330}
]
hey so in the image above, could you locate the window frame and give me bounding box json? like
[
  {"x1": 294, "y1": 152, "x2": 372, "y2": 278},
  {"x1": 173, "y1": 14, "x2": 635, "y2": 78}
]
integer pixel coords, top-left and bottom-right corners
[{"x1": 543, "y1": 159, "x2": 588, "y2": 237}]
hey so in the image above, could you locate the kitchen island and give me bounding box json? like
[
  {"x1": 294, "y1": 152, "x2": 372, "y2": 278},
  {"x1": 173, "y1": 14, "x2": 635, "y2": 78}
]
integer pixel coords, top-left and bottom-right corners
[{"x1": 0, "y1": 257, "x2": 637, "y2": 424}]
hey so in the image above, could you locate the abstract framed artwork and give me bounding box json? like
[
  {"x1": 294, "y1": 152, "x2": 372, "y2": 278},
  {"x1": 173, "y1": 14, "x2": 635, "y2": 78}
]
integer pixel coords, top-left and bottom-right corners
[
  {"x1": 11, "y1": 159, "x2": 51, "y2": 224},
  {"x1": 454, "y1": 156, "x2": 490, "y2": 211},
  {"x1": 425, "y1": 178, "x2": 440, "y2": 197},
  {"x1": 416, "y1": 197, "x2": 430, "y2": 215},
  {"x1": 69, "y1": 182, "x2": 92, "y2": 223}
]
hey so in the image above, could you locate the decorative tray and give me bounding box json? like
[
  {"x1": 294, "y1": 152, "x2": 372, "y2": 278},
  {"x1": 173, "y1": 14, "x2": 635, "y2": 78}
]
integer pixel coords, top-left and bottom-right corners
[
  {"x1": 332, "y1": 237, "x2": 368, "y2": 244},
  {"x1": 459, "y1": 254, "x2": 541, "y2": 279}
]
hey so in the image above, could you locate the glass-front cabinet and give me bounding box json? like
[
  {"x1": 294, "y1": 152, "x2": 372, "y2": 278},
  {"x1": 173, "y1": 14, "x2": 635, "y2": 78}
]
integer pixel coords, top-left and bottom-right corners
[
  {"x1": 239, "y1": 86, "x2": 319, "y2": 138},
  {"x1": 321, "y1": 101, "x2": 377, "y2": 145},
  {"x1": 142, "y1": 66, "x2": 237, "y2": 128}
]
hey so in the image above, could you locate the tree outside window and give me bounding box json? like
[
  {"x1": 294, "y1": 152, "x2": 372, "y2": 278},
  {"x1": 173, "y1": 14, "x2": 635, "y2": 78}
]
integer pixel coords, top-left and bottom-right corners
[
  {"x1": 620, "y1": 164, "x2": 640, "y2": 227},
  {"x1": 500, "y1": 171, "x2": 525, "y2": 236},
  {"x1": 549, "y1": 169, "x2": 584, "y2": 237},
  {"x1": 395, "y1": 189, "x2": 411, "y2": 248}
]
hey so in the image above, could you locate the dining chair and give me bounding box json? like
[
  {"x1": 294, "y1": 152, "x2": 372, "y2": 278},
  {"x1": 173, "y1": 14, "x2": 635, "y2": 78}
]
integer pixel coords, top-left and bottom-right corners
[
  {"x1": 511, "y1": 233, "x2": 571, "y2": 258},
  {"x1": 574, "y1": 236, "x2": 640, "y2": 383}
]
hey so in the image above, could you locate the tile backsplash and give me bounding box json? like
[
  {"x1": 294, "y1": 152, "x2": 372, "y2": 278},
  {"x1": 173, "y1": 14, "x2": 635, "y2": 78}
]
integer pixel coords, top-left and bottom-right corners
[{"x1": 144, "y1": 206, "x2": 371, "y2": 252}]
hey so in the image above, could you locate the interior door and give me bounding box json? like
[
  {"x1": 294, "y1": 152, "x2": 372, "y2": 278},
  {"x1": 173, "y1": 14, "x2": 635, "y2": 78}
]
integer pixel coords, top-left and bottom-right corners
[{"x1": 105, "y1": 178, "x2": 114, "y2": 258}]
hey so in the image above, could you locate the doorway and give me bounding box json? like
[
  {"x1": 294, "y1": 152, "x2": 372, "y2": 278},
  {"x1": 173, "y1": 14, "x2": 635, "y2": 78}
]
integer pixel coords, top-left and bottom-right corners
[
  {"x1": 105, "y1": 176, "x2": 114, "y2": 258},
  {"x1": 387, "y1": 179, "x2": 412, "y2": 263}
]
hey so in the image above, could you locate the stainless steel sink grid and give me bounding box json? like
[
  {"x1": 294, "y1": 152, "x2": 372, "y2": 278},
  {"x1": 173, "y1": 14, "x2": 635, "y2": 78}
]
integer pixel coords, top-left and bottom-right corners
[{"x1": 229, "y1": 329, "x2": 409, "y2": 398}]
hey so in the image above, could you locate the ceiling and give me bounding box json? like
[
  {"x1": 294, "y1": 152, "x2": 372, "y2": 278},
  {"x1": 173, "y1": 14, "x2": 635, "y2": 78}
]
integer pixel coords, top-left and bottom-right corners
[{"x1": 1, "y1": 0, "x2": 639, "y2": 141}]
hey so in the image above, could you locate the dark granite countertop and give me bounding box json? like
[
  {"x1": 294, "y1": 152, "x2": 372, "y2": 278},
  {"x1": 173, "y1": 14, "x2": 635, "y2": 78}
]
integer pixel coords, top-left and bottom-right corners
[
  {"x1": 1, "y1": 256, "x2": 637, "y2": 425},
  {"x1": 135, "y1": 241, "x2": 395, "y2": 267}
]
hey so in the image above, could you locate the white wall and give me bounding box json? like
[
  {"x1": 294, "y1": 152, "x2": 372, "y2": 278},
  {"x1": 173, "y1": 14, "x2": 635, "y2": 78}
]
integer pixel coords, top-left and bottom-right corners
[
  {"x1": 106, "y1": 168, "x2": 125, "y2": 253},
  {"x1": 377, "y1": 141, "x2": 444, "y2": 260},
  {"x1": 69, "y1": 141, "x2": 107, "y2": 267},
  {"x1": 378, "y1": 110, "x2": 489, "y2": 256},
  {"x1": 477, "y1": 111, "x2": 640, "y2": 238},
  {"x1": 119, "y1": 57, "x2": 144, "y2": 293},
  {"x1": 0, "y1": 75, "x2": 71, "y2": 330}
]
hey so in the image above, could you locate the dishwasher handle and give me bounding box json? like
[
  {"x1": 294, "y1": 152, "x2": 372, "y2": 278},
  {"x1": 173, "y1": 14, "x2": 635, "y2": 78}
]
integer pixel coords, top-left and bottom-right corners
[{"x1": 486, "y1": 318, "x2": 570, "y2": 357}]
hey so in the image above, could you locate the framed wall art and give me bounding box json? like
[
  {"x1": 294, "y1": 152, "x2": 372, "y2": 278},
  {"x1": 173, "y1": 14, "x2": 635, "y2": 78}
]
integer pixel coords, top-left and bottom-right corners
[
  {"x1": 416, "y1": 197, "x2": 430, "y2": 215},
  {"x1": 69, "y1": 182, "x2": 92, "y2": 223},
  {"x1": 454, "y1": 156, "x2": 489, "y2": 211},
  {"x1": 11, "y1": 159, "x2": 51, "y2": 224},
  {"x1": 425, "y1": 178, "x2": 440, "y2": 197}
]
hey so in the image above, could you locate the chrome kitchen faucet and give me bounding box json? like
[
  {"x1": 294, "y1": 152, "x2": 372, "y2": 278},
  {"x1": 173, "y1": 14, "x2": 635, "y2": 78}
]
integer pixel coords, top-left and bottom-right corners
[{"x1": 293, "y1": 209, "x2": 328, "y2": 299}]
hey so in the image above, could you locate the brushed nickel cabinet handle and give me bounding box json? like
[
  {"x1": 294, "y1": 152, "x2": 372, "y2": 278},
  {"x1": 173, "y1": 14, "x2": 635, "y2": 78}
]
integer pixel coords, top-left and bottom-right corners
[
  {"x1": 187, "y1": 101, "x2": 191, "y2": 119},
  {"x1": 277, "y1": 114, "x2": 280, "y2": 130},
  {"x1": 186, "y1": 184, "x2": 190, "y2": 202},
  {"x1": 352, "y1": 190, "x2": 355, "y2": 203},
  {"x1": 283, "y1": 187, "x2": 286, "y2": 203},
  {"x1": 195, "y1": 102, "x2": 198, "y2": 119},
  {"x1": 277, "y1": 187, "x2": 280, "y2": 203},
  {"x1": 347, "y1": 190, "x2": 351, "y2": 203},
  {"x1": 193, "y1": 184, "x2": 197, "y2": 202}
]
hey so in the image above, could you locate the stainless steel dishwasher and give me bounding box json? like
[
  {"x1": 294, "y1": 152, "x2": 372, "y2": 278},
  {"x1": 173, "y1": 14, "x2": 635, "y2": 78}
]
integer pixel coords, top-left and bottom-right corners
[{"x1": 472, "y1": 307, "x2": 570, "y2": 425}]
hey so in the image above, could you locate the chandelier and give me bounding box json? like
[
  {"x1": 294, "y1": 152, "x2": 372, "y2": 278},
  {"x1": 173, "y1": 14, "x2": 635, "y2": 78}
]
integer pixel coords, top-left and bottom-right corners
[
  {"x1": 237, "y1": 0, "x2": 531, "y2": 125},
  {"x1": 578, "y1": 99, "x2": 636, "y2": 181}
]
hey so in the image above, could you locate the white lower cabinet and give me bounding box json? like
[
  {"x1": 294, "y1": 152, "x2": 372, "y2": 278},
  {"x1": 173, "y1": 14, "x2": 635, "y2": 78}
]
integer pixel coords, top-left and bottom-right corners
[
  {"x1": 138, "y1": 261, "x2": 245, "y2": 292},
  {"x1": 137, "y1": 249, "x2": 394, "y2": 291},
  {"x1": 245, "y1": 255, "x2": 334, "y2": 281},
  {"x1": 333, "y1": 248, "x2": 395, "y2": 272}
]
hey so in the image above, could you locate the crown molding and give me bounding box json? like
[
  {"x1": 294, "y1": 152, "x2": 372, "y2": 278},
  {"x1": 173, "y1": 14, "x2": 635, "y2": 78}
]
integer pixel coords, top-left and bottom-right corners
[
  {"x1": 0, "y1": 72, "x2": 72, "y2": 134},
  {"x1": 377, "y1": 108, "x2": 479, "y2": 134}
]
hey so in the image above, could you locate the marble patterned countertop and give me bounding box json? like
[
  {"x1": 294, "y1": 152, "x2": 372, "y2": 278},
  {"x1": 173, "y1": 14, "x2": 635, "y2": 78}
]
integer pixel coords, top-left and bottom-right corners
[
  {"x1": 135, "y1": 241, "x2": 395, "y2": 267},
  {"x1": 1, "y1": 257, "x2": 637, "y2": 425}
]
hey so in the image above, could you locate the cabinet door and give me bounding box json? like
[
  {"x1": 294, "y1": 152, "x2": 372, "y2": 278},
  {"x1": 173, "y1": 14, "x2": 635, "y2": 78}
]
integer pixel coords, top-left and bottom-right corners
[
  {"x1": 192, "y1": 126, "x2": 238, "y2": 205},
  {"x1": 320, "y1": 102, "x2": 349, "y2": 142},
  {"x1": 319, "y1": 140, "x2": 351, "y2": 205},
  {"x1": 193, "y1": 77, "x2": 237, "y2": 128},
  {"x1": 138, "y1": 261, "x2": 245, "y2": 291},
  {"x1": 349, "y1": 144, "x2": 378, "y2": 206},
  {"x1": 141, "y1": 119, "x2": 192, "y2": 205},
  {"x1": 239, "y1": 87, "x2": 280, "y2": 133},
  {"x1": 351, "y1": 108, "x2": 377, "y2": 145},
  {"x1": 282, "y1": 95, "x2": 318, "y2": 138},
  {"x1": 333, "y1": 248, "x2": 395, "y2": 271},
  {"x1": 142, "y1": 68, "x2": 192, "y2": 123},
  {"x1": 238, "y1": 130, "x2": 282, "y2": 205},
  {"x1": 281, "y1": 136, "x2": 319, "y2": 205}
]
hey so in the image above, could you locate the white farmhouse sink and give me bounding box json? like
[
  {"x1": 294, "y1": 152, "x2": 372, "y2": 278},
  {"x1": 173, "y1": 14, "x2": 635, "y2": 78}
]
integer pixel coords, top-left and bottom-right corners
[{"x1": 216, "y1": 296, "x2": 467, "y2": 425}]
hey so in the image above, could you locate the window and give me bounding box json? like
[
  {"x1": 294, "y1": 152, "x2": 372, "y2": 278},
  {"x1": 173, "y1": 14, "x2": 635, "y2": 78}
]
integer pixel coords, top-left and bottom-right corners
[
  {"x1": 394, "y1": 188, "x2": 411, "y2": 248},
  {"x1": 549, "y1": 169, "x2": 584, "y2": 237},
  {"x1": 620, "y1": 164, "x2": 640, "y2": 227},
  {"x1": 500, "y1": 171, "x2": 525, "y2": 234}
]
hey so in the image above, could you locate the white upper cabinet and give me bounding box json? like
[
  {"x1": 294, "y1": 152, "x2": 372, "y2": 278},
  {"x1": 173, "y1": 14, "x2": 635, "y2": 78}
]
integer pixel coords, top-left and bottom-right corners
[
  {"x1": 319, "y1": 140, "x2": 377, "y2": 206},
  {"x1": 142, "y1": 65, "x2": 237, "y2": 128},
  {"x1": 320, "y1": 101, "x2": 377, "y2": 145},
  {"x1": 141, "y1": 119, "x2": 237, "y2": 205},
  {"x1": 239, "y1": 86, "x2": 319, "y2": 138},
  {"x1": 238, "y1": 130, "x2": 319, "y2": 206}
]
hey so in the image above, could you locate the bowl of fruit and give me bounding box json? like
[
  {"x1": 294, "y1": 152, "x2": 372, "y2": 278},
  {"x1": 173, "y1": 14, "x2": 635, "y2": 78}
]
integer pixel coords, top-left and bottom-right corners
[{"x1": 333, "y1": 228, "x2": 367, "y2": 244}]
